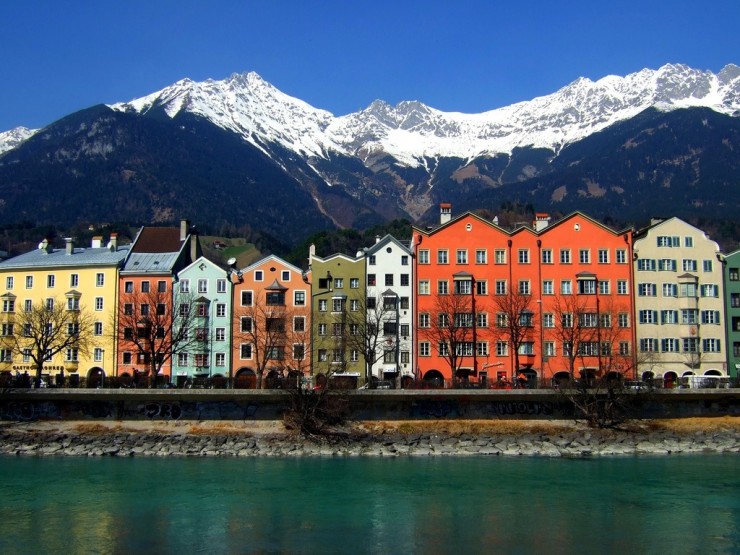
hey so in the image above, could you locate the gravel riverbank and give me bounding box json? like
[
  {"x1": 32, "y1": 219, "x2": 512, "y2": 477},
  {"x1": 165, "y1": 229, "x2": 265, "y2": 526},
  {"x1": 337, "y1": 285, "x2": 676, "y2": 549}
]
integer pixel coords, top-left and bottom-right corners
[{"x1": 1, "y1": 418, "x2": 739, "y2": 458}]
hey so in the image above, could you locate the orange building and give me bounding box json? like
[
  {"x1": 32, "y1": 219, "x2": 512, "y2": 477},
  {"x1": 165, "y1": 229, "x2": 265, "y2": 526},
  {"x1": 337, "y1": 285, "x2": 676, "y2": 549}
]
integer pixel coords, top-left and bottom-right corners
[
  {"x1": 231, "y1": 255, "x2": 310, "y2": 389},
  {"x1": 116, "y1": 221, "x2": 199, "y2": 384},
  {"x1": 413, "y1": 207, "x2": 636, "y2": 387}
]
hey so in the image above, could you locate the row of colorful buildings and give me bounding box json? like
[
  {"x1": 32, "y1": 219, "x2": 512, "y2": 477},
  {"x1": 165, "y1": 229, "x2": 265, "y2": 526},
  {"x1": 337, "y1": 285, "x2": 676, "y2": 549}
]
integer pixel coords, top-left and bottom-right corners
[{"x1": 1, "y1": 207, "x2": 739, "y2": 388}]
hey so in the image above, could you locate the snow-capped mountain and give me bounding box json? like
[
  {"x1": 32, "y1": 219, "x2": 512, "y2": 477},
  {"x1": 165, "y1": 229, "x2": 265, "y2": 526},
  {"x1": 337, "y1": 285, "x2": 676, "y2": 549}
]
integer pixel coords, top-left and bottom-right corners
[
  {"x1": 0, "y1": 126, "x2": 38, "y2": 155},
  {"x1": 109, "y1": 63, "x2": 740, "y2": 168},
  {"x1": 1, "y1": 63, "x2": 739, "y2": 245}
]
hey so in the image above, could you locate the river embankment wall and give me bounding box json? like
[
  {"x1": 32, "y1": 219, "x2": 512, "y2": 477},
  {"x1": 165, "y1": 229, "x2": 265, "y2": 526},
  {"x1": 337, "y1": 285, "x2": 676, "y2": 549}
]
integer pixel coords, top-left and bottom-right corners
[{"x1": 2, "y1": 388, "x2": 740, "y2": 423}]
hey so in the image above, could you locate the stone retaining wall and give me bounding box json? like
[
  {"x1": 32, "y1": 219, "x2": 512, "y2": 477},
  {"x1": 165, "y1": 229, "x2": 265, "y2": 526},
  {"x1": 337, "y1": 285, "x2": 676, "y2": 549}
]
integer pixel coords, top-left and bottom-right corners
[{"x1": 1, "y1": 427, "x2": 738, "y2": 458}]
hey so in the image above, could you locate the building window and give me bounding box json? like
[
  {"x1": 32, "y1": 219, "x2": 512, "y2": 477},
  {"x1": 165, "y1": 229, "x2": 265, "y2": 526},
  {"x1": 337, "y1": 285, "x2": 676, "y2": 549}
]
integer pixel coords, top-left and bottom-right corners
[
  {"x1": 456, "y1": 250, "x2": 468, "y2": 264},
  {"x1": 638, "y1": 283, "x2": 656, "y2": 297},
  {"x1": 401, "y1": 256, "x2": 409, "y2": 266},
  {"x1": 94, "y1": 322, "x2": 103, "y2": 336},
  {"x1": 368, "y1": 255, "x2": 376, "y2": 265},
  {"x1": 317, "y1": 349, "x2": 328, "y2": 362},
  {"x1": 477, "y1": 313, "x2": 488, "y2": 328},
  {"x1": 216, "y1": 279, "x2": 227, "y2": 293},
  {"x1": 476, "y1": 281, "x2": 487, "y2": 295},
  {"x1": 180, "y1": 279, "x2": 190, "y2": 293},
  {"x1": 598, "y1": 249, "x2": 609, "y2": 264},
  {"x1": 124, "y1": 281, "x2": 134, "y2": 293},
  {"x1": 662, "y1": 283, "x2": 678, "y2": 297},
  {"x1": 682, "y1": 259, "x2": 697, "y2": 273},
  {"x1": 495, "y1": 280, "x2": 506, "y2": 295},
  {"x1": 419, "y1": 250, "x2": 430, "y2": 264},
  {"x1": 518, "y1": 249, "x2": 529, "y2": 264},
  {"x1": 66, "y1": 348, "x2": 79, "y2": 362},
  {"x1": 25, "y1": 276, "x2": 33, "y2": 289},
  {"x1": 579, "y1": 249, "x2": 590, "y2": 264},
  {"x1": 518, "y1": 280, "x2": 530, "y2": 295},
  {"x1": 658, "y1": 259, "x2": 677, "y2": 272},
  {"x1": 437, "y1": 250, "x2": 449, "y2": 264},
  {"x1": 454, "y1": 279, "x2": 471, "y2": 295},
  {"x1": 682, "y1": 338, "x2": 698, "y2": 353},
  {"x1": 702, "y1": 339, "x2": 721, "y2": 353},
  {"x1": 657, "y1": 236, "x2": 680, "y2": 247},
  {"x1": 294, "y1": 291, "x2": 306, "y2": 306},
  {"x1": 157, "y1": 281, "x2": 167, "y2": 293},
  {"x1": 95, "y1": 297, "x2": 103, "y2": 311},
  {"x1": 639, "y1": 310, "x2": 658, "y2": 324},
  {"x1": 618, "y1": 313, "x2": 630, "y2": 328},
  {"x1": 5, "y1": 277, "x2": 12, "y2": 290},
  {"x1": 578, "y1": 279, "x2": 596, "y2": 295},
  {"x1": 494, "y1": 249, "x2": 506, "y2": 264},
  {"x1": 679, "y1": 283, "x2": 697, "y2": 298},
  {"x1": 496, "y1": 341, "x2": 508, "y2": 356},
  {"x1": 685, "y1": 237, "x2": 693, "y2": 248},
  {"x1": 640, "y1": 339, "x2": 659, "y2": 353},
  {"x1": 561, "y1": 280, "x2": 572, "y2": 295},
  {"x1": 334, "y1": 278, "x2": 344, "y2": 289},
  {"x1": 350, "y1": 278, "x2": 359, "y2": 289},
  {"x1": 541, "y1": 249, "x2": 552, "y2": 264},
  {"x1": 96, "y1": 273, "x2": 104, "y2": 287},
  {"x1": 637, "y1": 259, "x2": 656, "y2": 271},
  {"x1": 215, "y1": 328, "x2": 226, "y2": 341},
  {"x1": 215, "y1": 303, "x2": 226, "y2": 317},
  {"x1": 544, "y1": 342, "x2": 555, "y2": 357},
  {"x1": 419, "y1": 342, "x2": 430, "y2": 356},
  {"x1": 617, "y1": 280, "x2": 628, "y2": 295},
  {"x1": 437, "y1": 280, "x2": 449, "y2": 295},
  {"x1": 332, "y1": 298, "x2": 345, "y2": 312},
  {"x1": 543, "y1": 313, "x2": 554, "y2": 328},
  {"x1": 598, "y1": 280, "x2": 610, "y2": 295},
  {"x1": 419, "y1": 313, "x2": 430, "y2": 328},
  {"x1": 47, "y1": 275, "x2": 55, "y2": 288},
  {"x1": 729, "y1": 268, "x2": 739, "y2": 281},
  {"x1": 241, "y1": 291, "x2": 253, "y2": 306},
  {"x1": 400, "y1": 274, "x2": 409, "y2": 287},
  {"x1": 67, "y1": 297, "x2": 80, "y2": 311},
  {"x1": 294, "y1": 317, "x2": 305, "y2": 332},
  {"x1": 475, "y1": 249, "x2": 487, "y2": 264},
  {"x1": 198, "y1": 279, "x2": 208, "y2": 293},
  {"x1": 318, "y1": 299, "x2": 327, "y2": 312},
  {"x1": 240, "y1": 317, "x2": 252, "y2": 332},
  {"x1": 700, "y1": 284, "x2": 718, "y2": 298},
  {"x1": 254, "y1": 270, "x2": 263, "y2": 281},
  {"x1": 701, "y1": 310, "x2": 721, "y2": 325},
  {"x1": 93, "y1": 348, "x2": 103, "y2": 362},
  {"x1": 418, "y1": 280, "x2": 430, "y2": 295},
  {"x1": 384, "y1": 274, "x2": 393, "y2": 286},
  {"x1": 661, "y1": 338, "x2": 680, "y2": 353},
  {"x1": 560, "y1": 249, "x2": 571, "y2": 264},
  {"x1": 240, "y1": 344, "x2": 252, "y2": 359},
  {"x1": 367, "y1": 274, "x2": 376, "y2": 286}
]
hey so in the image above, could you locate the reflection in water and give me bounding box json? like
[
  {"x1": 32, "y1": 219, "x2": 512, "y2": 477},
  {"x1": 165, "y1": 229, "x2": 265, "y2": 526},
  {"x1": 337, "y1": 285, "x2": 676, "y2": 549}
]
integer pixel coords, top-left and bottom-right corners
[{"x1": 1, "y1": 455, "x2": 738, "y2": 554}]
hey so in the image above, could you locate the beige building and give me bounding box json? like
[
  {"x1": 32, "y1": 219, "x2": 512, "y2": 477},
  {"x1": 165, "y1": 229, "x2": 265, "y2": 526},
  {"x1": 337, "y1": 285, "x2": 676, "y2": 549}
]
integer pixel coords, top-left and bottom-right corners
[{"x1": 633, "y1": 218, "x2": 726, "y2": 385}]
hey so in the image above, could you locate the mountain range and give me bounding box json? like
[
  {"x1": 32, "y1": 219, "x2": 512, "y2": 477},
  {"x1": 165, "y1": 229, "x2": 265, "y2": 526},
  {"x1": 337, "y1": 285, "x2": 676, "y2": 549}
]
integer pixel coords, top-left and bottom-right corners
[{"x1": 1, "y1": 63, "x2": 738, "y2": 246}]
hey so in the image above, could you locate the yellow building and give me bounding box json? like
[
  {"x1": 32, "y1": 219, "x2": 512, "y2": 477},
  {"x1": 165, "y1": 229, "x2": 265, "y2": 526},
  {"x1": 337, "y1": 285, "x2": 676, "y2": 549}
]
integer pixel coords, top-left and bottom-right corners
[{"x1": 0, "y1": 235, "x2": 129, "y2": 385}]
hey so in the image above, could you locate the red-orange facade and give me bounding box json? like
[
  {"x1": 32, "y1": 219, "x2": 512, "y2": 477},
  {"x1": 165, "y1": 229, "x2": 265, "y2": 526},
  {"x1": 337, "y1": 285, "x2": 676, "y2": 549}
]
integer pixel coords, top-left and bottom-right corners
[
  {"x1": 231, "y1": 255, "x2": 311, "y2": 388},
  {"x1": 414, "y1": 211, "x2": 636, "y2": 387}
]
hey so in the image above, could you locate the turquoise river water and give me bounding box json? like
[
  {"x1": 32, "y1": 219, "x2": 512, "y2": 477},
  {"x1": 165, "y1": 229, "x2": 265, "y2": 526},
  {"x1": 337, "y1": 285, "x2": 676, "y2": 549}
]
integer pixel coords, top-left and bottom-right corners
[{"x1": 0, "y1": 455, "x2": 738, "y2": 554}]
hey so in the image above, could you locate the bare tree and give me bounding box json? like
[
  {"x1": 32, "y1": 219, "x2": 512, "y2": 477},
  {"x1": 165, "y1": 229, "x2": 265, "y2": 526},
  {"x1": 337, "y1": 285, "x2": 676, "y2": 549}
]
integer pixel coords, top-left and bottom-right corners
[
  {"x1": 3, "y1": 298, "x2": 94, "y2": 387},
  {"x1": 548, "y1": 293, "x2": 600, "y2": 382},
  {"x1": 233, "y1": 287, "x2": 306, "y2": 389},
  {"x1": 115, "y1": 287, "x2": 200, "y2": 387},
  {"x1": 419, "y1": 292, "x2": 475, "y2": 387},
  {"x1": 492, "y1": 289, "x2": 536, "y2": 379},
  {"x1": 343, "y1": 294, "x2": 400, "y2": 386}
]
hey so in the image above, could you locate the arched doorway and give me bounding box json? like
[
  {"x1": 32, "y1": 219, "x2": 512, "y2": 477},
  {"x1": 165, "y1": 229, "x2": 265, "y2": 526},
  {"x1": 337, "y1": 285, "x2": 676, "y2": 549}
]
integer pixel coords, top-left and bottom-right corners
[
  {"x1": 265, "y1": 369, "x2": 282, "y2": 389},
  {"x1": 552, "y1": 371, "x2": 570, "y2": 388},
  {"x1": 211, "y1": 374, "x2": 227, "y2": 389},
  {"x1": 605, "y1": 371, "x2": 622, "y2": 386},
  {"x1": 119, "y1": 372, "x2": 132, "y2": 388},
  {"x1": 400, "y1": 375, "x2": 415, "y2": 389},
  {"x1": 285, "y1": 370, "x2": 303, "y2": 390},
  {"x1": 87, "y1": 367, "x2": 104, "y2": 388},
  {"x1": 422, "y1": 369, "x2": 445, "y2": 389},
  {"x1": 704, "y1": 369, "x2": 722, "y2": 376},
  {"x1": 234, "y1": 368, "x2": 257, "y2": 389},
  {"x1": 663, "y1": 371, "x2": 678, "y2": 388},
  {"x1": 641, "y1": 370, "x2": 655, "y2": 384}
]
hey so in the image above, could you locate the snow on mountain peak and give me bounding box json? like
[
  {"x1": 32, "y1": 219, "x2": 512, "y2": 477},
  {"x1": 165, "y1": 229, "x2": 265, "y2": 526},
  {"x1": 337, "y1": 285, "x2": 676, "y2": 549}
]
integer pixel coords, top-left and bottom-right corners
[
  {"x1": 4, "y1": 63, "x2": 735, "y2": 165},
  {"x1": 0, "y1": 126, "x2": 38, "y2": 155}
]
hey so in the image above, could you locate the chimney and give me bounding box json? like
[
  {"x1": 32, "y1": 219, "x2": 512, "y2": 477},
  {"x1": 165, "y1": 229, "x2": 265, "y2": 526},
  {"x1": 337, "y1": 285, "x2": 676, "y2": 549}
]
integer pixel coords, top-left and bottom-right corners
[
  {"x1": 375, "y1": 235, "x2": 381, "y2": 244},
  {"x1": 650, "y1": 217, "x2": 666, "y2": 226},
  {"x1": 440, "y1": 203, "x2": 452, "y2": 225},
  {"x1": 533, "y1": 213, "x2": 551, "y2": 232},
  {"x1": 180, "y1": 219, "x2": 190, "y2": 241},
  {"x1": 190, "y1": 228, "x2": 200, "y2": 262},
  {"x1": 39, "y1": 239, "x2": 52, "y2": 254},
  {"x1": 65, "y1": 237, "x2": 74, "y2": 255},
  {"x1": 91, "y1": 236, "x2": 103, "y2": 248},
  {"x1": 107, "y1": 233, "x2": 118, "y2": 251}
]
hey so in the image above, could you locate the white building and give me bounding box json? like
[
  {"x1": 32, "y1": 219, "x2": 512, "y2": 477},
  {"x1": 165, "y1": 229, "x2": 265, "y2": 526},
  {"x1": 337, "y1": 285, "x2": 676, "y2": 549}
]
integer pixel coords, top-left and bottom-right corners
[
  {"x1": 633, "y1": 218, "x2": 727, "y2": 385},
  {"x1": 362, "y1": 235, "x2": 415, "y2": 385}
]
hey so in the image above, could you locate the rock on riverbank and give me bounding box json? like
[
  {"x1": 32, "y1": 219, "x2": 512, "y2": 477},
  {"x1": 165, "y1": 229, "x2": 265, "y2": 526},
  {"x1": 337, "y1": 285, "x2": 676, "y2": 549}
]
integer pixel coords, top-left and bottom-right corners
[{"x1": 1, "y1": 418, "x2": 739, "y2": 458}]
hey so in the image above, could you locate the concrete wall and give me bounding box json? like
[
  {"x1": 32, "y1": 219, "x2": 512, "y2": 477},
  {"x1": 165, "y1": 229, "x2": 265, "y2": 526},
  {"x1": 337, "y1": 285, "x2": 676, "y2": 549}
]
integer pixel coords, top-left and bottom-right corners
[{"x1": 2, "y1": 389, "x2": 739, "y2": 423}]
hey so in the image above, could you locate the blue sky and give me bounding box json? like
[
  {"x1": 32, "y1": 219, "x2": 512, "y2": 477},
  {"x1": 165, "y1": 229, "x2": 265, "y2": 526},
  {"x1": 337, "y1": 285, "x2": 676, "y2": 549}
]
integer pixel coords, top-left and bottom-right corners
[{"x1": 1, "y1": 0, "x2": 738, "y2": 131}]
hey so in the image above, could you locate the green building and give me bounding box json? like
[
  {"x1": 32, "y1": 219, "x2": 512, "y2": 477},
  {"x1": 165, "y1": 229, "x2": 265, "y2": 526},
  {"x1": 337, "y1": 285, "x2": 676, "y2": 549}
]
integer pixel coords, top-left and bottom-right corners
[
  {"x1": 309, "y1": 246, "x2": 366, "y2": 387},
  {"x1": 724, "y1": 250, "x2": 740, "y2": 378}
]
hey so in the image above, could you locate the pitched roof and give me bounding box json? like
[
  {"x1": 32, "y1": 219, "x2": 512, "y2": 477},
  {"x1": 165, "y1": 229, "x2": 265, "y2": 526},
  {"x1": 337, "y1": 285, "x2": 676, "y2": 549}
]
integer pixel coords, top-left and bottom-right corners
[
  {"x1": 0, "y1": 246, "x2": 129, "y2": 270},
  {"x1": 131, "y1": 228, "x2": 184, "y2": 253}
]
